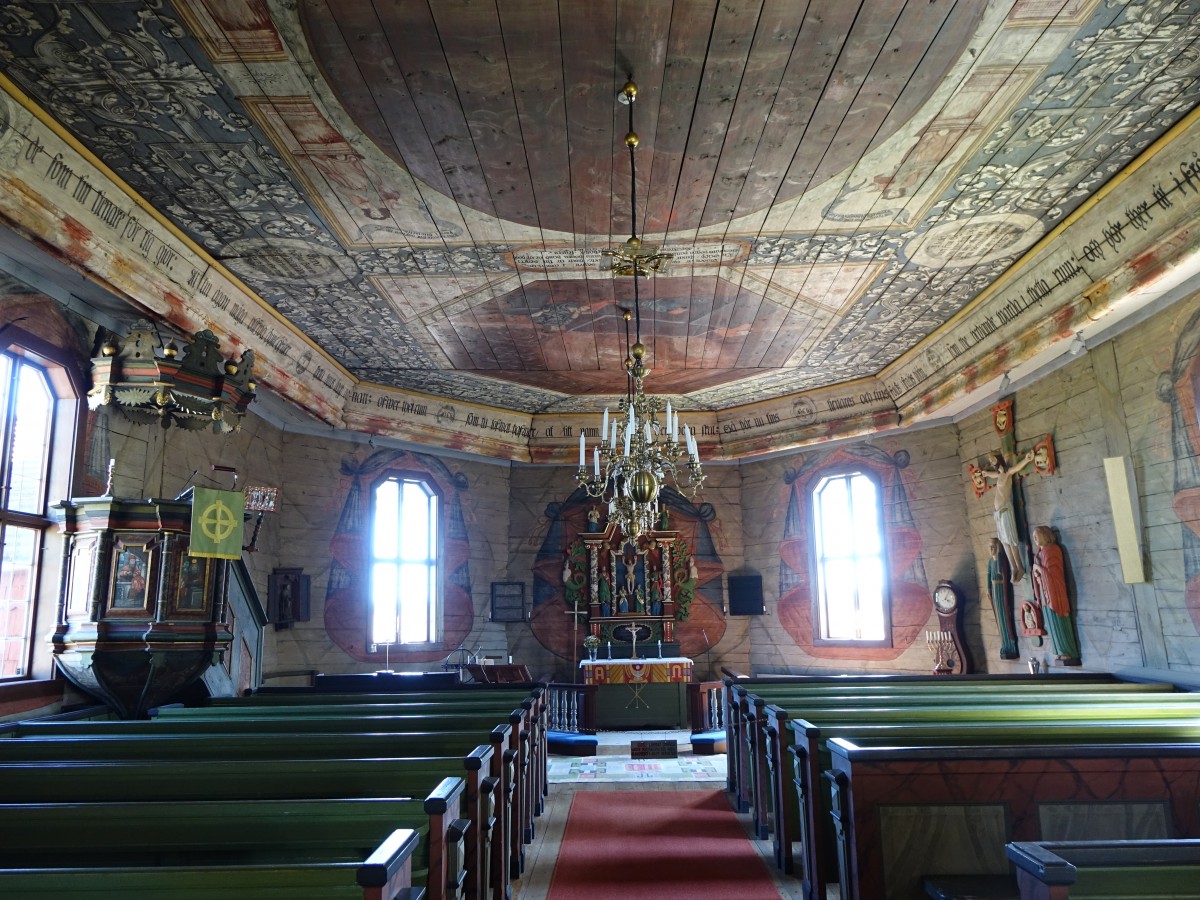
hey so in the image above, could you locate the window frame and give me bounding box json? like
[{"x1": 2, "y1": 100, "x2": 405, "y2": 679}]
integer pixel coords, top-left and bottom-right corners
[
  {"x1": 367, "y1": 469, "x2": 444, "y2": 649},
  {"x1": 809, "y1": 467, "x2": 892, "y2": 648},
  {"x1": 0, "y1": 325, "x2": 85, "y2": 681}
]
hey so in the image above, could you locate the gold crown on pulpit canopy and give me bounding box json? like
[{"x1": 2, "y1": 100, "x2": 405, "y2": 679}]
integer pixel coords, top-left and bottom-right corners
[{"x1": 89, "y1": 320, "x2": 256, "y2": 433}]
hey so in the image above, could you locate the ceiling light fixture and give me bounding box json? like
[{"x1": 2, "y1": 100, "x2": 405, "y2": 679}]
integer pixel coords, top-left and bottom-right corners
[{"x1": 576, "y1": 79, "x2": 703, "y2": 536}]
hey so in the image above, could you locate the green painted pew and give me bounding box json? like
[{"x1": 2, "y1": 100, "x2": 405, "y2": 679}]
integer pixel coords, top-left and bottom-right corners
[
  {"x1": 0, "y1": 827, "x2": 423, "y2": 900},
  {"x1": 746, "y1": 692, "x2": 1200, "y2": 875},
  {"x1": 149, "y1": 704, "x2": 539, "y2": 884},
  {"x1": 0, "y1": 729, "x2": 500, "y2": 900},
  {"x1": 723, "y1": 677, "x2": 1168, "y2": 814},
  {"x1": 827, "y1": 738, "x2": 1200, "y2": 900},
  {"x1": 786, "y1": 719, "x2": 1200, "y2": 900},
  {"x1": 1005, "y1": 839, "x2": 1200, "y2": 899},
  {"x1": 0, "y1": 797, "x2": 448, "y2": 897},
  {"x1": 157, "y1": 694, "x2": 548, "y2": 840}
]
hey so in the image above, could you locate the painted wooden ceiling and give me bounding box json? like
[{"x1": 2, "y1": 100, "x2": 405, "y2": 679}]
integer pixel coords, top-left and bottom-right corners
[{"x1": 1, "y1": 0, "x2": 1199, "y2": 417}]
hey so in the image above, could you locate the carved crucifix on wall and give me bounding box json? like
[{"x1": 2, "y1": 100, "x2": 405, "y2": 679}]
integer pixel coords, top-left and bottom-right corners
[
  {"x1": 967, "y1": 399, "x2": 1056, "y2": 654},
  {"x1": 968, "y1": 400, "x2": 1057, "y2": 572}
]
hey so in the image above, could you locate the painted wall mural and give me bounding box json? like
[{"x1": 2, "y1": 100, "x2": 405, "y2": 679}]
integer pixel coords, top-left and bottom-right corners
[
  {"x1": 777, "y1": 443, "x2": 930, "y2": 659},
  {"x1": 323, "y1": 448, "x2": 473, "y2": 663},
  {"x1": 1162, "y1": 305, "x2": 1200, "y2": 637},
  {"x1": 529, "y1": 487, "x2": 726, "y2": 662}
]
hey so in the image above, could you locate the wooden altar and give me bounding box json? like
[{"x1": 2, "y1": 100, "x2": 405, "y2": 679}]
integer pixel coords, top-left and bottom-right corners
[{"x1": 579, "y1": 658, "x2": 694, "y2": 728}]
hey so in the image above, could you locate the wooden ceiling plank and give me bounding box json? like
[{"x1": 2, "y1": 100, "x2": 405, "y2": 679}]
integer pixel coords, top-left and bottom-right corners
[
  {"x1": 519, "y1": 279, "x2": 573, "y2": 372},
  {"x1": 372, "y1": 0, "x2": 500, "y2": 219},
  {"x1": 559, "y1": 1, "x2": 620, "y2": 240},
  {"x1": 684, "y1": 274, "x2": 718, "y2": 370},
  {"x1": 666, "y1": 0, "x2": 762, "y2": 233},
  {"x1": 429, "y1": 0, "x2": 541, "y2": 229},
  {"x1": 863, "y1": 0, "x2": 988, "y2": 157},
  {"x1": 303, "y1": 1, "x2": 454, "y2": 197},
  {"x1": 781, "y1": 0, "x2": 906, "y2": 196},
  {"x1": 426, "y1": 319, "x2": 479, "y2": 369},
  {"x1": 699, "y1": 0, "x2": 804, "y2": 230},
  {"x1": 700, "y1": 277, "x2": 744, "y2": 368},
  {"x1": 497, "y1": 1, "x2": 574, "y2": 238},
  {"x1": 498, "y1": 285, "x2": 553, "y2": 371},
  {"x1": 809, "y1": 0, "x2": 955, "y2": 188},
  {"x1": 643, "y1": 280, "x2": 687, "y2": 376},
  {"x1": 640, "y1": 0, "x2": 714, "y2": 236},
  {"x1": 718, "y1": 279, "x2": 774, "y2": 369}
]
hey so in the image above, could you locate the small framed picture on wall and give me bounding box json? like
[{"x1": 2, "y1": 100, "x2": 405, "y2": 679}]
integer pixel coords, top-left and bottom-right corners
[{"x1": 268, "y1": 568, "x2": 310, "y2": 630}]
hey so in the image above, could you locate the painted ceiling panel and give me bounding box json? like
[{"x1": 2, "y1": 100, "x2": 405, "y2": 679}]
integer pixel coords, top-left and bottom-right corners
[{"x1": 0, "y1": 0, "x2": 1198, "y2": 425}]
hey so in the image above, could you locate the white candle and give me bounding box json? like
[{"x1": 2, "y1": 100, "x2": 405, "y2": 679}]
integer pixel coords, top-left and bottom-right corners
[
  {"x1": 624, "y1": 430, "x2": 631, "y2": 456},
  {"x1": 644, "y1": 421, "x2": 651, "y2": 443},
  {"x1": 593, "y1": 447, "x2": 600, "y2": 477},
  {"x1": 602, "y1": 407, "x2": 609, "y2": 437},
  {"x1": 579, "y1": 432, "x2": 585, "y2": 467}
]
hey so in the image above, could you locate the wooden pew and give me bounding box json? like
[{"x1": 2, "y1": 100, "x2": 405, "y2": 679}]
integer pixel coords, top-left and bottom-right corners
[
  {"x1": 152, "y1": 701, "x2": 539, "y2": 884},
  {"x1": 3, "y1": 717, "x2": 516, "y2": 900},
  {"x1": 791, "y1": 720, "x2": 1200, "y2": 900},
  {"x1": 0, "y1": 796, "x2": 453, "y2": 895},
  {"x1": 0, "y1": 827, "x2": 424, "y2": 900},
  {"x1": 1005, "y1": 838, "x2": 1200, "y2": 899},
  {"x1": 825, "y1": 738, "x2": 1200, "y2": 900},
  {"x1": 164, "y1": 690, "x2": 549, "y2": 836},
  {"x1": 722, "y1": 675, "x2": 1137, "y2": 818},
  {"x1": 730, "y1": 683, "x2": 1186, "y2": 879},
  {"x1": 0, "y1": 729, "x2": 501, "y2": 900}
]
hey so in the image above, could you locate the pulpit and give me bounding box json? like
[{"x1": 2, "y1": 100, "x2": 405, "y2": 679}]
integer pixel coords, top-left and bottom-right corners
[
  {"x1": 579, "y1": 657, "x2": 693, "y2": 728},
  {"x1": 51, "y1": 495, "x2": 235, "y2": 718}
]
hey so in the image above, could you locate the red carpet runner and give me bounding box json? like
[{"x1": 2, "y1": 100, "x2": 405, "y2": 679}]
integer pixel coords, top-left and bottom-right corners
[{"x1": 547, "y1": 789, "x2": 782, "y2": 899}]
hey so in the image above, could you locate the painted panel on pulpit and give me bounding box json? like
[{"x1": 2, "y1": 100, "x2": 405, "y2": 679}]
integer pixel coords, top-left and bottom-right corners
[
  {"x1": 530, "y1": 487, "x2": 726, "y2": 661},
  {"x1": 777, "y1": 443, "x2": 931, "y2": 660},
  {"x1": 323, "y1": 448, "x2": 474, "y2": 663}
]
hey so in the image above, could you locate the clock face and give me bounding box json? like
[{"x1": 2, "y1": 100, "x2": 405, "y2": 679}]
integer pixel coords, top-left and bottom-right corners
[{"x1": 934, "y1": 584, "x2": 958, "y2": 614}]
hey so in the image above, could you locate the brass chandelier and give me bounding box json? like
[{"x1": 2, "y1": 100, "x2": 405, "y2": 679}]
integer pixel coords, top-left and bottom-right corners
[{"x1": 576, "y1": 79, "x2": 704, "y2": 536}]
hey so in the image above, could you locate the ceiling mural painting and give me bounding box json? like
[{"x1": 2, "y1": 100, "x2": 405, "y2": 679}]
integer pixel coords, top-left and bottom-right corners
[{"x1": 1, "y1": 1, "x2": 1200, "y2": 461}]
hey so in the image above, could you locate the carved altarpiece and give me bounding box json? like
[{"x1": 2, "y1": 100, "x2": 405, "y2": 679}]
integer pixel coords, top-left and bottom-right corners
[{"x1": 564, "y1": 521, "x2": 696, "y2": 656}]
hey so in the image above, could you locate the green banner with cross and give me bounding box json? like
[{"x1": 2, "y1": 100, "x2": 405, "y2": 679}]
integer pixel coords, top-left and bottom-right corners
[{"x1": 189, "y1": 487, "x2": 245, "y2": 559}]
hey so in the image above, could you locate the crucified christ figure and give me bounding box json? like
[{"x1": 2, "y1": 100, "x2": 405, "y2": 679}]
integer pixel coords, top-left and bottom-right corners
[{"x1": 981, "y1": 449, "x2": 1035, "y2": 582}]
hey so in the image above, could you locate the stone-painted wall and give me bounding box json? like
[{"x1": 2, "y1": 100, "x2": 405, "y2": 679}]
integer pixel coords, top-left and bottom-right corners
[
  {"x1": 958, "y1": 297, "x2": 1200, "y2": 678},
  {"x1": 740, "y1": 428, "x2": 974, "y2": 675},
  {"x1": 8, "y1": 285, "x2": 1200, "y2": 698}
]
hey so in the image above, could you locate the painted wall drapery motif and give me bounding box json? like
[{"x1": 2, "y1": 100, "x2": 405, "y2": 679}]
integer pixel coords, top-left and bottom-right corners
[
  {"x1": 777, "y1": 443, "x2": 930, "y2": 659},
  {"x1": 323, "y1": 448, "x2": 473, "y2": 662}
]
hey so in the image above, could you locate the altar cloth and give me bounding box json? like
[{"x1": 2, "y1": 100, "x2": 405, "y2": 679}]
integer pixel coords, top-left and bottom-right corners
[{"x1": 580, "y1": 657, "x2": 693, "y2": 685}]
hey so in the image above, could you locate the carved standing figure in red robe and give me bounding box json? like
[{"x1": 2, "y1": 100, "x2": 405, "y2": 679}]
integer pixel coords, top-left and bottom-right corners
[{"x1": 1030, "y1": 525, "x2": 1081, "y2": 666}]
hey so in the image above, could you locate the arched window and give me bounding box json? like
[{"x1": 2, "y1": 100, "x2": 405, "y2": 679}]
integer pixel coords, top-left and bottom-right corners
[
  {"x1": 0, "y1": 328, "x2": 81, "y2": 680},
  {"x1": 369, "y1": 474, "x2": 441, "y2": 645},
  {"x1": 811, "y1": 470, "x2": 890, "y2": 645}
]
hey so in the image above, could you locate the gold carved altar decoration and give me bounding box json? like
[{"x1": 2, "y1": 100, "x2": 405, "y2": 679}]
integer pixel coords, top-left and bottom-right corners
[
  {"x1": 89, "y1": 320, "x2": 256, "y2": 433},
  {"x1": 564, "y1": 519, "x2": 698, "y2": 648},
  {"x1": 574, "y1": 79, "x2": 704, "y2": 537}
]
